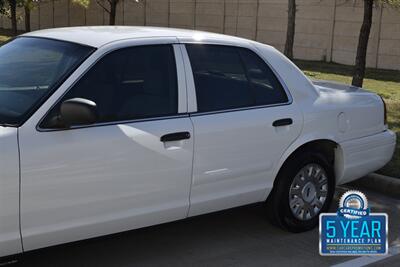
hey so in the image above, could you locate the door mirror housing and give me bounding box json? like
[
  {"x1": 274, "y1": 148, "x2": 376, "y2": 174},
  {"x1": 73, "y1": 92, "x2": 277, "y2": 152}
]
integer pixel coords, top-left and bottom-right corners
[{"x1": 60, "y1": 98, "x2": 98, "y2": 127}]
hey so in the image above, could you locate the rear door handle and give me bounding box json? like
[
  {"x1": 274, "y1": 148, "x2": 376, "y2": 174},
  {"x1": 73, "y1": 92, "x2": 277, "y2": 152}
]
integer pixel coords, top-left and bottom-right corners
[
  {"x1": 273, "y1": 118, "x2": 293, "y2": 127},
  {"x1": 160, "y1": 131, "x2": 191, "y2": 142}
]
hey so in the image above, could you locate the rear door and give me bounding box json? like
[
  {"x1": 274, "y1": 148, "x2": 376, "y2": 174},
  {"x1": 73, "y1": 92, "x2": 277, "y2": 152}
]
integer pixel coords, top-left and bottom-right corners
[
  {"x1": 182, "y1": 44, "x2": 303, "y2": 216},
  {"x1": 19, "y1": 40, "x2": 194, "y2": 251}
]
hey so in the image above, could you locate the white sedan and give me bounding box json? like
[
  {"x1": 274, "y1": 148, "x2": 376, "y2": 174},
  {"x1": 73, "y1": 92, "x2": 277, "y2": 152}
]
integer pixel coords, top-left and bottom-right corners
[{"x1": 0, "y1": 27, "x2": 396, "y2": 259}]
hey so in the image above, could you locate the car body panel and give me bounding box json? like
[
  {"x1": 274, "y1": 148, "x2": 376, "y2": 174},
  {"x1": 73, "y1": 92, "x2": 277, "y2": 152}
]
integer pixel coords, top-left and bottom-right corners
[
  {"x1": 187, "y1": 104, "x2": 303, "y2": 217},
  {"x1": 337, "y1": 130, "x2": 396, "y2": 184},
  {"x1": 19, "y1": 117, "x2": 194, "y2": 252},
  {"x1": 0, "y1": 127, "x2": 21, "y2": 257}
]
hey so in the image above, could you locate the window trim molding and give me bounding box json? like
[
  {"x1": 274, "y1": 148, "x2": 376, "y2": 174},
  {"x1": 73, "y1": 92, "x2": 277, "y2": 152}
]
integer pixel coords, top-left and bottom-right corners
[
  {"x1": 37, "y1": 114, "x2": 190, "y2": 132},
  {"x1": 37, "y1": 42, "x2": 184, "y2": 132},
  {"x1": 189, "y1": 102, "x2": 292, "y2": 117}
]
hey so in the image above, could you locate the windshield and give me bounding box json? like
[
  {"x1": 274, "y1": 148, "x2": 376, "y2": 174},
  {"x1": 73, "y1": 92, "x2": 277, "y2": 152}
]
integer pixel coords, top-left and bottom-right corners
[{"x1": 0, "y1": 37, "x2": 94, "y2": 126}]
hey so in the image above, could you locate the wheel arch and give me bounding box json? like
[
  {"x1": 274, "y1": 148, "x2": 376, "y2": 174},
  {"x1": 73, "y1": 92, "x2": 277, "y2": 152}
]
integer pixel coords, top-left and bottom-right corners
[{"x1": 270, "y1": 137, "x2": 344, "y2": 194}]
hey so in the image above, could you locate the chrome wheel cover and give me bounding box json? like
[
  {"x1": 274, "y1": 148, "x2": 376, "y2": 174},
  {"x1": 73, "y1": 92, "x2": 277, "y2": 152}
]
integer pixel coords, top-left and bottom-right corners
[{"x1": 289, "y1": 163, "x2": 328, "y2": 221}]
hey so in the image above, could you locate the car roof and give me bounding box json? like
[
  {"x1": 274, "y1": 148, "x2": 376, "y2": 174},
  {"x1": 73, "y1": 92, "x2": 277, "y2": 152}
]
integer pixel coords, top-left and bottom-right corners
[{"x1": 22, "y1": 26, "x2": 259, "y2": 48}]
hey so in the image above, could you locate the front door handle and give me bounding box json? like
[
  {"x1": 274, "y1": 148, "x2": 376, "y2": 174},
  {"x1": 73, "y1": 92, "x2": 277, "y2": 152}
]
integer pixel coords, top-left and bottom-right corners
[
  {"x1": 273, "y1": 118, "x2": 293, "y2": 127},
  {"x1": 160, "y1": 131, "x2": 191, "y2": 142}
]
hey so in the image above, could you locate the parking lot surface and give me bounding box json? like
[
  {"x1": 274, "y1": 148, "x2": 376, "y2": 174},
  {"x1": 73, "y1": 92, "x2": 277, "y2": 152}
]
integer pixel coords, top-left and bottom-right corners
[{"x1": 15, "y1": 185, "x2": 400, "y2": 267}]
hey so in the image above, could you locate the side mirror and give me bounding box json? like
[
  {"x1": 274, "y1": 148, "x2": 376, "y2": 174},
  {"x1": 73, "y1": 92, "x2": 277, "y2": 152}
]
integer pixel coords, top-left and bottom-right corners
[{"x1": 60, "y1": 98, "x2": 98, "y2": 127}]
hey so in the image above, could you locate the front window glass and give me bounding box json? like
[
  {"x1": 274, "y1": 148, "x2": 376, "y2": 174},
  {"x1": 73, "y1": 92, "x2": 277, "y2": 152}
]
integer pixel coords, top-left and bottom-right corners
[
  {"x1": 0, "y1": 37, "x2": 94, "y2": 125},
  {"x1": 41, "y1": 45, "x2": 178, "y2": 129}
]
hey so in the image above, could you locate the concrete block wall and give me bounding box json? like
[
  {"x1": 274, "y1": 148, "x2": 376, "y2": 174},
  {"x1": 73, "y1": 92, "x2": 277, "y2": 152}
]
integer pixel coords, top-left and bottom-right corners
[
  {"x1": 333, "y1": 0, "x2": 380, "y2": 68},
  {"x1": 1, "y1": 0, "x2": 399, "y2": 70},
  {"x1": 379, "y1": 7, "x2": 400, "y2": 70}
]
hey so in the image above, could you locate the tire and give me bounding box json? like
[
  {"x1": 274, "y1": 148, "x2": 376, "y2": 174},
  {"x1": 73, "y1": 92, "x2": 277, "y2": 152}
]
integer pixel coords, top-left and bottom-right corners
[{"x1": 266, "y1": 151, "x2": 335, "y2": 233}]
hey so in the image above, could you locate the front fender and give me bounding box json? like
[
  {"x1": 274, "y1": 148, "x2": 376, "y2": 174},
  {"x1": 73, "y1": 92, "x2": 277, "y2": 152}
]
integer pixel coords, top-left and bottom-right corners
[{"x1": 0, "y1": 127, "x2": 22, "y2": 257}]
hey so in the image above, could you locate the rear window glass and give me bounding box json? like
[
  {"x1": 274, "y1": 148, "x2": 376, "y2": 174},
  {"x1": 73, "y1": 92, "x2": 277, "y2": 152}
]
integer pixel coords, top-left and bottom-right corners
[{"x1": 186, "y1": 44, "x2": 289, "y2": 112}]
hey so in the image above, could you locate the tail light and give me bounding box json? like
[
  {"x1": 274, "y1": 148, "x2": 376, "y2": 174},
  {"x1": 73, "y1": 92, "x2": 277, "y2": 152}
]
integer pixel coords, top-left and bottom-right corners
[{"x1": 380, "y1": 96, "x2": 387, "y2": 125}]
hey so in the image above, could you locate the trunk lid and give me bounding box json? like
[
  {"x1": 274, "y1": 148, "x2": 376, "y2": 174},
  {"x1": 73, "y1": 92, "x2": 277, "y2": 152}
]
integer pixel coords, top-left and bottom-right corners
[{"x1": 312, "y1": 80, "x2": 370, "y2": 94}]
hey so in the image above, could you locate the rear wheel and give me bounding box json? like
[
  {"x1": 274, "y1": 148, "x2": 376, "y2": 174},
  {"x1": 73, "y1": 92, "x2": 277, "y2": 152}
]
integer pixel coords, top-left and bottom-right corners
[{"x1": 267, "y1": 151, "x2": 334, "y2": 232}]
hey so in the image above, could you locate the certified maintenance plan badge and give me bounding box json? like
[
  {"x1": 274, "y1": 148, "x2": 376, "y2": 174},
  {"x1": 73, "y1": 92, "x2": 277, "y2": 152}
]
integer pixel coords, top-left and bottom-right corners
[{"x1": 319, "y1": 190, "x2": 388, "y2": 255}]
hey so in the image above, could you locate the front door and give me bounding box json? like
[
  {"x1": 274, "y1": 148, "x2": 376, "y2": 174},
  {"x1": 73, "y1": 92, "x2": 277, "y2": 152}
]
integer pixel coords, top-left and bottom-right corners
[{"x1": 19, "y1": 43, "x2": 194, "y2": 251}]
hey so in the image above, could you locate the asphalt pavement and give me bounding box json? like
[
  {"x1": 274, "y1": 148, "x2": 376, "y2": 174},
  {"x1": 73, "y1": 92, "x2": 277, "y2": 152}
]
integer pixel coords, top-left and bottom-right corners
[{"x1": 14, "y1": 185, "x2": 400, "y2": 267}]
